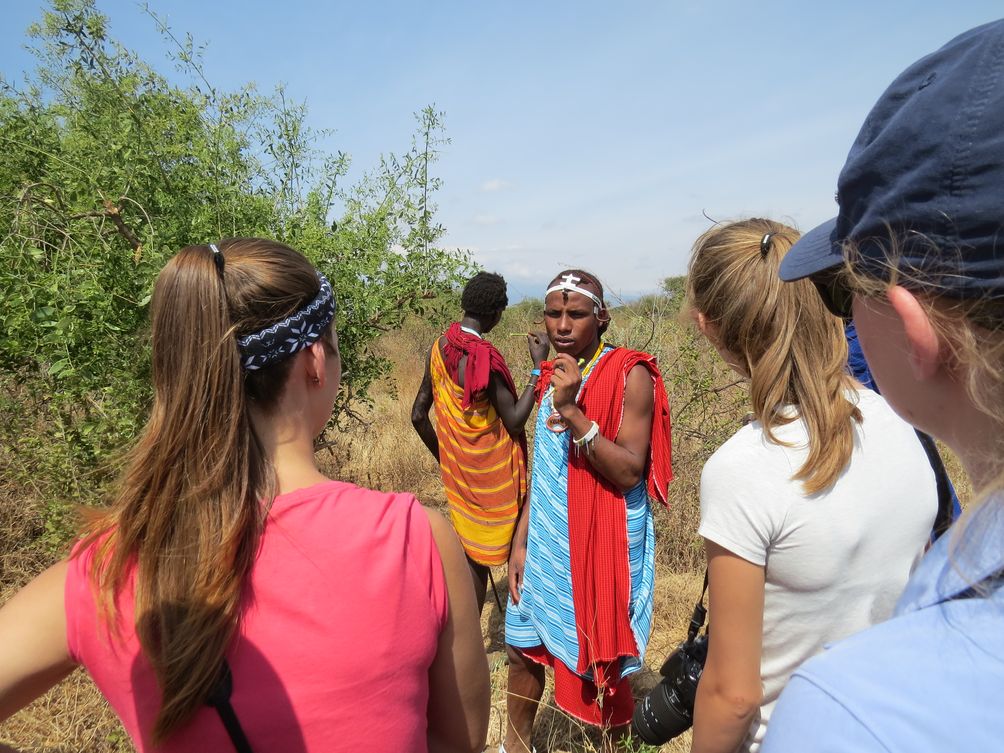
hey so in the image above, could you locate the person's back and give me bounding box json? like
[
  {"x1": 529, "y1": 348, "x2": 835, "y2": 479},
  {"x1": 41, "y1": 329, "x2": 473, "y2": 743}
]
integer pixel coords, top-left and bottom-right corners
[
  {"x1": 66, "y1": 482, "x2": 445, "y2": 752},
  {"x1": 426, "y1": 336, "x2": 526, "y2": 566},
  {"x1": 412, "y1": 271, "x2": 548, "y2": 612},
  {"x1": 764, "y1": 498, "x2": 1004, "y2": 752},
  {"x1": 700, "y1": 387, "x2": 935, "y2": 749}
]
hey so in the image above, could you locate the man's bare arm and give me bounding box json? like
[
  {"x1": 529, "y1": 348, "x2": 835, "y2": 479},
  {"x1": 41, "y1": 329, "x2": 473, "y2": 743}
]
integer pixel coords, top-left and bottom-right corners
[
  {"x1": 411, "y1": 347, "x2": 440, "y2": 461},
  {"x1": 486, "y1": 372, "x2": 540, "y2": 438},
  {"x1": 486, "y1": 332, "x2": 548, "y2": 438}
]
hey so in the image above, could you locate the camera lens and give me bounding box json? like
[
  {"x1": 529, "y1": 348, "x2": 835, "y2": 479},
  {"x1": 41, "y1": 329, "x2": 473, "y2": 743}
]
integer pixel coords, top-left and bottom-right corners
[{"x1": 631, "y1": 678, "x2": 694, "y2": 745}]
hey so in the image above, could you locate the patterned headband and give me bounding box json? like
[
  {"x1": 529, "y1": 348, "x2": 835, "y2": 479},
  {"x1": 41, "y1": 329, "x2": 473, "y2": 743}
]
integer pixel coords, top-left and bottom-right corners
[
  {"x1": 545, "y1": 272, "x2": 604, "y2": 312},
  {"x1": 237, "y1": 272, "x2": 337, "y2": 371}
]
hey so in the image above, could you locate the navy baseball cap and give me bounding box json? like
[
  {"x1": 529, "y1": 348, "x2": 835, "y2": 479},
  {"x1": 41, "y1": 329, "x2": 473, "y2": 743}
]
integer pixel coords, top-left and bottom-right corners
[{"x1": 780, "y1": 19, "x2": 1004, "y2": 300}]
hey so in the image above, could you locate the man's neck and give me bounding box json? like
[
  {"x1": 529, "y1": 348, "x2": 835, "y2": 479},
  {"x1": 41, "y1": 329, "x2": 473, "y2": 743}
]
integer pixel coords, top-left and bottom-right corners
[
  {"x1": 571, "y1": 338, "x2": 603, "y2": 363},
  {"x1": 459, "y1": 315, "x2": 486, "y2": 337}
]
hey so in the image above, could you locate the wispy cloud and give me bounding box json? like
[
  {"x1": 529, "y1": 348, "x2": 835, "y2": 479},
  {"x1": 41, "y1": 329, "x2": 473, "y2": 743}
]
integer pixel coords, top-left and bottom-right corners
[
  {"x1": 480, "y1": 178, "x2": 511, "y2": 192},
  {"x1": 473, "y1": 214, "x2": 502, "y2": 226}
]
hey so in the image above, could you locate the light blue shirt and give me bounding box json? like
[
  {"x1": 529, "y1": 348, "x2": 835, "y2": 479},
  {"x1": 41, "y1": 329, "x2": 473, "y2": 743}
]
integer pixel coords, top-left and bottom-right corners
[{"x1": 761, "y1": 499, "x2": 1004, "y2": 752}]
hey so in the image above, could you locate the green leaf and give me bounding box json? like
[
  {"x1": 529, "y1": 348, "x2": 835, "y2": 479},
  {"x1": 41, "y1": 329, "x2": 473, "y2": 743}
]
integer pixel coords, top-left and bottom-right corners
[{"x1": 47, "y1": 358, "x2": 69, "y2": 375}]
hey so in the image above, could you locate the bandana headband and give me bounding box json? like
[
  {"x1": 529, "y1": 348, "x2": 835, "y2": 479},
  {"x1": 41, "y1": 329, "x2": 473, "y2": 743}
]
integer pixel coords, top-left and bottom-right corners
[
  {"x1": 545, "y1": 273, "x2": 604, "y2": 313},
  {"x1": 237, "y1": 272, "x2": 337, "y2": 371}
]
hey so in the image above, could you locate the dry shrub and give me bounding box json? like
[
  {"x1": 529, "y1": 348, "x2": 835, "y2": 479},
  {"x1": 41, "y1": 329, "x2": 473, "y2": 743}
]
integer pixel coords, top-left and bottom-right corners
[
  {"x1": 0, "y1": 671, "x2": 128, "y2": 753},
  {"x1": 0, "y1": 485, "x2": 48, "y2": 595}
]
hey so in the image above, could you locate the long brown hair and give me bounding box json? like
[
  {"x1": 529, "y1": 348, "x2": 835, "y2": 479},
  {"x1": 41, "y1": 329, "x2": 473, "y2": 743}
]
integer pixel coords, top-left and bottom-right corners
[
  {"x1": 81, "y1": 238, "x2": 325, "y2": 742},
  {"x1": 686, "y1": 218, "x2": 861, "y2": 494}
]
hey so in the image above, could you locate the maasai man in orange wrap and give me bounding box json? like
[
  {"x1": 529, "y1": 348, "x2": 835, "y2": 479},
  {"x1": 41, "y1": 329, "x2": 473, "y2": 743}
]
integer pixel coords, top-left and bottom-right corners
[{"x1": 412, "y1": 272, "x2": 549, "y2": 612}]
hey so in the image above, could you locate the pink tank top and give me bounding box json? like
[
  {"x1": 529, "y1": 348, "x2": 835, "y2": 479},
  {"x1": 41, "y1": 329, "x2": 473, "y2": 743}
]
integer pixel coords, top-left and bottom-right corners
[{"x1": 64, "y1": 481, "x2": 448, "y2": 752}]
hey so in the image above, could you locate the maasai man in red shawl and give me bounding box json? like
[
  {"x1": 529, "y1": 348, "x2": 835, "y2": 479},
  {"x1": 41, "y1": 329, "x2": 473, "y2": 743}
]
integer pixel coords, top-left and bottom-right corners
[
  {"x1": 412, "y1": 271, "x2": 550, "y2": 612},
  {"x1": 503, "y1": 270, "x2": 673, "y2": 753}
]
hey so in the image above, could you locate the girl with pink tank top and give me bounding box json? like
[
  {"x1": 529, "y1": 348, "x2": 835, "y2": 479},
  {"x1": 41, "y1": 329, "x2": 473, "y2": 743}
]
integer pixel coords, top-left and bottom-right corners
[{"x1": 0, "y1": 239, "x2": 489, "y2": 752}]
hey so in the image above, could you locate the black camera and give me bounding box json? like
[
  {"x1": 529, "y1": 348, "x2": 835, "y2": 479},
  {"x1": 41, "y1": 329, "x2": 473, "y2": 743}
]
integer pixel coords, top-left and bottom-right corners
[
  {"x1": 632, "y1": 578, "x2": 709, "y2": 745},
  {"x1": 632, "y1": 633, "x2": 708, "y2": 743}
]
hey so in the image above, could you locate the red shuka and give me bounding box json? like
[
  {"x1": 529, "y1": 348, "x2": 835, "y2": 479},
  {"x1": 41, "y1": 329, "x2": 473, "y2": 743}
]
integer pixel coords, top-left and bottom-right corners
[
  {"x1": 442, "y1": 322, "x2": 518, "y2": 408},
  {"x1": 534, "y1": 346, "x2": 673, "y2": 725}
]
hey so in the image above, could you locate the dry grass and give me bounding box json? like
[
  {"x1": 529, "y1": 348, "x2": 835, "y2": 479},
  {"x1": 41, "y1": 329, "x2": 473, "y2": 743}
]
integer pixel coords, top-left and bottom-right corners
[
  {"x1": 472, "y1": 568, "x2": 702, "y2": 753},
  {"x1": 0, "y1": 300, "x2": 975, "y2": 752},
  {"x1": 0, "y1": 469, "x2": 131, "y2": 752}
]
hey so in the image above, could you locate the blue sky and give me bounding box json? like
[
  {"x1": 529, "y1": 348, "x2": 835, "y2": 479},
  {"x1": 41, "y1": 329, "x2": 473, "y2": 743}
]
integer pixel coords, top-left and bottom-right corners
[{"x1": 3, "y1": 2, "x2": 1002, "y2": 301}]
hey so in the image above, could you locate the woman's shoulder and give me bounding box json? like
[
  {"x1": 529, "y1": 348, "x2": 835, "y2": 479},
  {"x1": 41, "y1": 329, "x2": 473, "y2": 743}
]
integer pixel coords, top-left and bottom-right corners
[
  {"x1": 699, "y1": 424, "x2": 806, "y2": 513},
  {"x1": 268, "y1": 480, "x2": 428, "y2": 545},
  {"x1": 852, "y1": 387, "x2": 933, "y2": 462},
  {"x1": 766, "y1": 592, "x2": 1004, "y2": 752},
  {"x1": 853, "y1": 386, "x2": 911, "y2": 428},
  {"x1": 273, "y1": 479, "x2": 421, "y2": 513},
  {"x1": 264, "y1": 480, "x2": 442, "y2": 590},
  {"x1": 704, "y1": 421, "x2": 790, "y2": 471}
]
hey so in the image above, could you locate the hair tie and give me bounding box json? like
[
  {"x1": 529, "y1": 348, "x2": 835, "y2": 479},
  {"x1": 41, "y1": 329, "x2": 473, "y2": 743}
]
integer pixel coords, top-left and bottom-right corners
[
  {"x1": 760, "y1": 233, "x2": 773, "y2": 258},
  {"x1": 209, "y1": 243, "x2": 225, "y2": 277}
]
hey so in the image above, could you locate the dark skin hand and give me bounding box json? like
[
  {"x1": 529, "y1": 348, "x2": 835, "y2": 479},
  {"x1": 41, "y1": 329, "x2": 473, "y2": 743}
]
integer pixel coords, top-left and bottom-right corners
[
  {"x1": 411, "y1": 352, "x2": 442, "y2": 461},
  {"x1": 550, "y1": 352, "x2": 654, "y2": 490},
  {"x1": 487, "y1": 333, "x2": 549, "y2": 436}
]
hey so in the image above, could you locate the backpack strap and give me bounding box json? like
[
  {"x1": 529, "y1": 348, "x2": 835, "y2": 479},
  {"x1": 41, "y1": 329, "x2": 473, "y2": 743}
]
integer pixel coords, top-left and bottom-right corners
[
  {"x1": 945, "y1": 568, "x2": 1004, "y2": 602},
  {"x1": 205, "y1": 660, "x2": 254, "y2": 753},
  {"x1": 914, "y1": 430, "x2": 954, "y2": 541}
]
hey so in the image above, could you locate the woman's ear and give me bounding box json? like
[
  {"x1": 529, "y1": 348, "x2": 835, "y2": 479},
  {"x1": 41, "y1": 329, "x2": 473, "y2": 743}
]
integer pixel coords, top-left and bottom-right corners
[
  {"x1": 303, "y1": 340, "x2": 327, "y2": 386},
  {"x1": 694, "y1": 310, "x2": 715, "y2": 340},
  {"x1": 886, "y1": 285, "x2": 942, "y2": 380}
]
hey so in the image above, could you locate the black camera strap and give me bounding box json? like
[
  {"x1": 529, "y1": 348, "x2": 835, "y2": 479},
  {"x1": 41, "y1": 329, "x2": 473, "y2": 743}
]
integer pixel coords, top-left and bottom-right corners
[
  {"x1": 205, "y1": 660, "x2": 255, "y2": 753},
  {"x1": 686, "y1": 570, "x2": 709, "y2": 643}
]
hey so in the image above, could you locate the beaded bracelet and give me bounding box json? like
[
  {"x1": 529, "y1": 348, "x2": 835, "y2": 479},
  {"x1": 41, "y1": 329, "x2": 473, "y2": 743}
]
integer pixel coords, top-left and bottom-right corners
[{"x1": 572, "y1": 420, "x2": 600, "y2": 455}]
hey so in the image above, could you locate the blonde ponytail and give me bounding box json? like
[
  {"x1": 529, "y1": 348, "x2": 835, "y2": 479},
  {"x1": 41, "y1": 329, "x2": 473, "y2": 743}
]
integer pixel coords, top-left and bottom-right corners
[{"x1": 686, "y1": 219, "x2": 861, "y2": 494}]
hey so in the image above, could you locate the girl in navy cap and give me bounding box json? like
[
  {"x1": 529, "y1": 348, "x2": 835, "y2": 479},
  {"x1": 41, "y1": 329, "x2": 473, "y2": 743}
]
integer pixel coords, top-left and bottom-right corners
[{"x1": 768, "y1": 19, "x2": 1004, "y2": 753}]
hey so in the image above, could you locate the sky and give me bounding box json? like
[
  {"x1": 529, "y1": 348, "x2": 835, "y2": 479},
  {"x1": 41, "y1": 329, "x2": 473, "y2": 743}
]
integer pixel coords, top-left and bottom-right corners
[{"x1": 2, "y1": 1, "x2": 1002, "y2": 302}]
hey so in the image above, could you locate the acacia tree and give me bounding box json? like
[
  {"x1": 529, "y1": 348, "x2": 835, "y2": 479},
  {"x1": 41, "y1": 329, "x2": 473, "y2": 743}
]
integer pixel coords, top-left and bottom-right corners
[{"x1": 0, "y1": 0, "x2": 473, "y2": 514}]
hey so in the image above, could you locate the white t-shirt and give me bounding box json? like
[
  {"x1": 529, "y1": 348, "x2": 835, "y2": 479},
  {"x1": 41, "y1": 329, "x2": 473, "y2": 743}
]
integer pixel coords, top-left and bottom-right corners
[{"x1": 698, "y1": 388, "x2": 938, "y2": 753}]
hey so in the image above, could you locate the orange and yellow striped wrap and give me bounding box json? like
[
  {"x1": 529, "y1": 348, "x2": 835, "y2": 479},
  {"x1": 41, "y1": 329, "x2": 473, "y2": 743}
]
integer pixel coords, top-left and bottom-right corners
[{"x1": 429, "y1": 342, "x2": 527, "y2": 565}]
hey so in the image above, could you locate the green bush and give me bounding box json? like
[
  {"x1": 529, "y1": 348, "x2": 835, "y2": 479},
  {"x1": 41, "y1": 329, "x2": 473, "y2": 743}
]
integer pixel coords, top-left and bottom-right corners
[{"x1": 0, "y1": 0, "x2": 475, "y2": 525}]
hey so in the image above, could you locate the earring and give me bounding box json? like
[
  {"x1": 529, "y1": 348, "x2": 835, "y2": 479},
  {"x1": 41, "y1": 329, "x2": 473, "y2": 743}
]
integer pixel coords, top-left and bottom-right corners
[{"x1": 311, "y1": 376, "x2": 320, "y2": 385}]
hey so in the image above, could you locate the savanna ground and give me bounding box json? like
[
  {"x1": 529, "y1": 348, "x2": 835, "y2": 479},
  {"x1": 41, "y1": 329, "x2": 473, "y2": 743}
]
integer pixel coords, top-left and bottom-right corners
[{"x1": 0, "y1": 295, "x2": 971, "y2": 753}]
